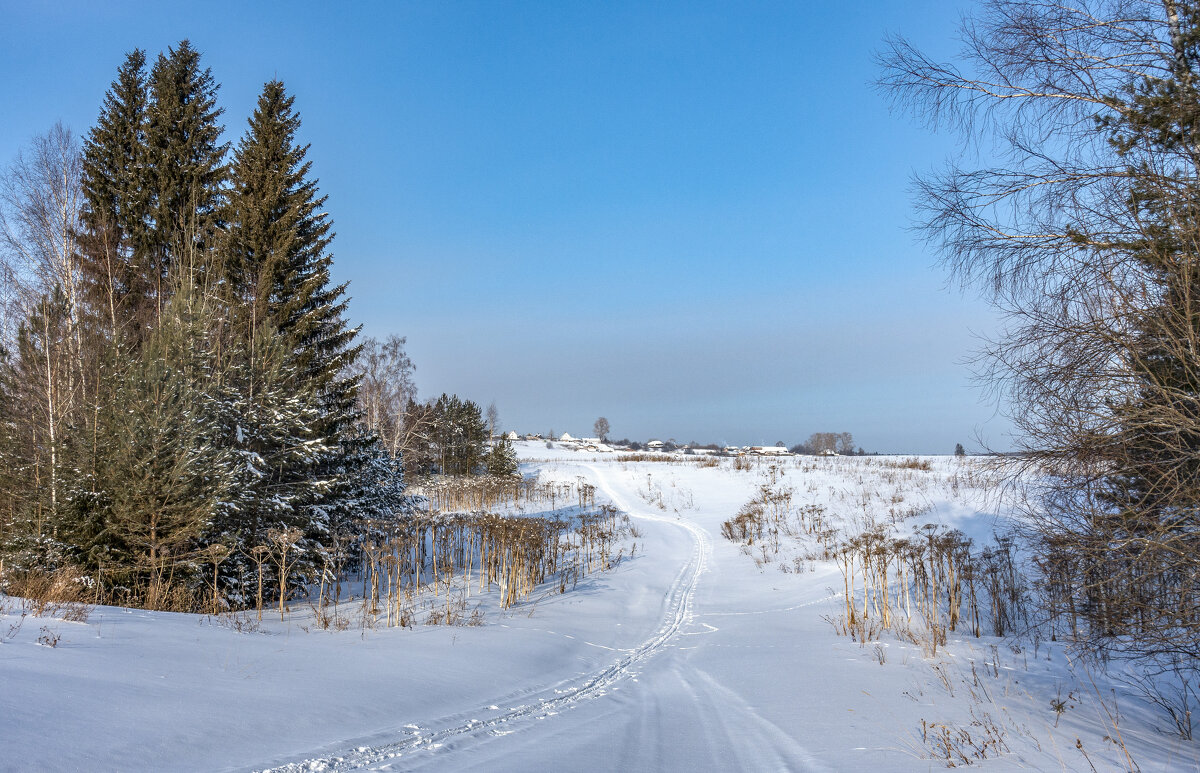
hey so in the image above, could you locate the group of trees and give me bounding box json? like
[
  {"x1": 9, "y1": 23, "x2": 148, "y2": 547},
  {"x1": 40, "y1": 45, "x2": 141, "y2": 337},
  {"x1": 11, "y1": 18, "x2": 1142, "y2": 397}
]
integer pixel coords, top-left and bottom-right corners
[
  {"x1": 790, "y1": 432, "x2": 860, "y2": 456},
  {"x1": 883, "y1": 0, "x2": 1200, "y2": 673},
  {"x1": 0, "y1": 42, "x2": 406, "y2": 609},
  {"x1": 349, "y1": 335, "x2": 515, "y2": 478},
  {"x1": 399, "y1": 393, "x2": 516, "y2": 477}
]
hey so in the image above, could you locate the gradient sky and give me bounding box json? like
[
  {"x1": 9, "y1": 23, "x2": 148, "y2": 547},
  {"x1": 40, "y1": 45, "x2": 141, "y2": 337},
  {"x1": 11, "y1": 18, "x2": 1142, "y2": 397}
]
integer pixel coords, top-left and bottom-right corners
[{"x1": 0, "y1": 0, "x2": 1010, "y2": 453}]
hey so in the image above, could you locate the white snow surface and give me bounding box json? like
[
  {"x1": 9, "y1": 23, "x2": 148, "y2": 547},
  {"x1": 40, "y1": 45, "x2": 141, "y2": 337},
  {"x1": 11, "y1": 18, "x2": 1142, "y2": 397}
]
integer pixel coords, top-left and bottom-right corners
[{"x1": 2, "y1": 442, "x2": 1197, "y2": 771}]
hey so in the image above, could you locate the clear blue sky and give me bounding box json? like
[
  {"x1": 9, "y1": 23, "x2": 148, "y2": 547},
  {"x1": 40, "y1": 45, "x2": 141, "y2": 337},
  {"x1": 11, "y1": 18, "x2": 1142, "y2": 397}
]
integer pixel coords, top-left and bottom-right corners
[{"x1": 1, "y1": 0, "x2": 1010, "y2": 453}]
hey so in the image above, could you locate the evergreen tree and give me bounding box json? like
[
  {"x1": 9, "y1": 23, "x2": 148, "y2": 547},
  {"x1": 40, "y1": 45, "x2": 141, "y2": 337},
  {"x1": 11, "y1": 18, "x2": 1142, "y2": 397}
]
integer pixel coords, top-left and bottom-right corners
[
  {"x1": 429, "y1": 394, "x2": 487, "y2": 476},
  {"x1": 485, "y1": 436, "x2": 519, "y2": 477},
  {"x1": 77, "y1": 278, "x2": 234, "y2": 607},
  {"x1": 226, "y1": 80, "x2": 356, "y2": 414},
  {"x1": 145, "y1": 40, "x2": 227, "y2": 320},
  {"x1": 208, "y1": 328, "x2": 334, "y2": 603},
  {"x1": 2, "y1": 42, "x2": 410, "y2": 612},
  {"x1": 400, "y1": 396, "x2": 438, "y2": 476},
  {"x1": 78, "y1": 49, "x2": 152, "y2": 339},
  {"x1": 330, "y1": 428, "x2": 412, "y2": 574},
  {"x1": 223, "y1": 80, "x2": 303, "y2": 346},
  {"x1": 224, "y1": 79, "x2": 363, "y2": 542},
  {"x1": 79, "y1": 41, "x2": 227, "y2": 340}
]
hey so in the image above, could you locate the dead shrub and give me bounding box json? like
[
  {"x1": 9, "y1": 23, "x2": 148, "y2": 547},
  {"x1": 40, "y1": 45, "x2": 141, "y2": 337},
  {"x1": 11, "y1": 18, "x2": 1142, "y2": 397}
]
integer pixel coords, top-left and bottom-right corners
[{"x1": 36, "y1": 626, "x2": 60, "y2": 648}]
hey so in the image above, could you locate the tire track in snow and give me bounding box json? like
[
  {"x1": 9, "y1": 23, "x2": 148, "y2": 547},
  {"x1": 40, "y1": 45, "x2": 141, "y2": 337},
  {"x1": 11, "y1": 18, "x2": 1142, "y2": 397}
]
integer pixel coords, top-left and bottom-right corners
[{"x1": 259, "y1": 465, "x2": 708, "y2": 772}]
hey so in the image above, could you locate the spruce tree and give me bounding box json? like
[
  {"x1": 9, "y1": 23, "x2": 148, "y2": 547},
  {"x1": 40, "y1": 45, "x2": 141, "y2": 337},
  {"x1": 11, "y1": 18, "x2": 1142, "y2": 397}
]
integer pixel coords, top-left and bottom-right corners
[
  {"x1": 82, "y1": 278, "x2": 235, "y2": 606},
  {"x1": 224, "y1": 81, "x2": 305, "y2": 344},
  {"x1": 430, "y1": 394, "x2": 487, "y2": 475},
  {"x1": 207, "y1": 328, "x2": 333, "y2": 603},
  {"x1": 235, "y1": 85, "x2": 359, "y2": 438},
  {"x1": 3, "y1": 42, "x2": 410, "y2": 608},
  {"x1": 485, "y1": 436, "x2": 519, "y2": 477},
  {"x1": 78, "y1": 49, "x2": 152, "y2": 339},
  {"x1": 145, "y1": 40, "x2": 227, "y2": 321},
  {"x1": 224, "y1": 80, "x2": 368, "y2": 547}
]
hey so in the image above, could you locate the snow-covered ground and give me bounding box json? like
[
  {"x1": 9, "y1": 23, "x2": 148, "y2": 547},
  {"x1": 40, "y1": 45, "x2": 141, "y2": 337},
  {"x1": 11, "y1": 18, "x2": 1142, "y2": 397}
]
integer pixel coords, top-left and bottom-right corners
[{"x1": 2, "y1": 442, "x2": 1197, "y2": 771}]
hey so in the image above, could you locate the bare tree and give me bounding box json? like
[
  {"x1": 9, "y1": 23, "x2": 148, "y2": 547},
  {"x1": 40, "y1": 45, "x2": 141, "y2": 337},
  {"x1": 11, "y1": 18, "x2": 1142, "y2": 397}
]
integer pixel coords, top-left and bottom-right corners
[
  {"x1": 487, "y1": 401, "x2": 500, "y2": 440},
  {"x1": 806, "y1": 432, "x2": 838, "y2": 454},
  {"x1": 353, "y1": 335, "x2": 417, "y2": 459},
  {"x1": 0, "y1": 123, "x2": 84, "y2": 350},
  {"x1": 882, "y1": 0, "x2": 1200, "y2": 670},
  {"x1": 0, "y1": 124, "x2": 86, "y2": 526},
  {"x1": 593, "y1": 416, "x2": 610, "y2": 442}
]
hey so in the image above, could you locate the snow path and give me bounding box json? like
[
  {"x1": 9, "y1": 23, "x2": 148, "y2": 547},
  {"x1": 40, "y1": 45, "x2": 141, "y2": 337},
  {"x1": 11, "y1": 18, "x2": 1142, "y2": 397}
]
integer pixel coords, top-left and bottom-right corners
[{"x1": 261, "y1": 463, "x2": 798, "y2": 772}]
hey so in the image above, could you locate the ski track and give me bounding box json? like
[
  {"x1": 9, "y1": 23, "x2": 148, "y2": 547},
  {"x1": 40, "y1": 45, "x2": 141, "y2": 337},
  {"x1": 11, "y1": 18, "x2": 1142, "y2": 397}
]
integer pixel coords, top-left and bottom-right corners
[{"x1": 258, "y1": 464, "x2": 709, "y2": 773}]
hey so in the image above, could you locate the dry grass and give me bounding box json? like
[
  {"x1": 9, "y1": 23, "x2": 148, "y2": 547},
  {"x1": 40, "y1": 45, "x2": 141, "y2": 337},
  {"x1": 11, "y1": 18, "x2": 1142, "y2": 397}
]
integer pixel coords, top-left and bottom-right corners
[
  {"x1": 920, "y1": 710, "x2": 1011, "y2": 766},
  {"x1": 880, "y1": 457, "x2": 934, "y2": 471},
  {"x1": 2, "y1": 565, "x2": 94, "y2": 622}
]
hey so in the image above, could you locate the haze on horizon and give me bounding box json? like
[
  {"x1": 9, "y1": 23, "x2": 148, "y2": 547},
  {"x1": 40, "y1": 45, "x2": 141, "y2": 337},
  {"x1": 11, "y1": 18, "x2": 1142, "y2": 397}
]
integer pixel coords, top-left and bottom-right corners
[{"x1": 0, "y1": 0, "x2": 1004, "y2": 454}]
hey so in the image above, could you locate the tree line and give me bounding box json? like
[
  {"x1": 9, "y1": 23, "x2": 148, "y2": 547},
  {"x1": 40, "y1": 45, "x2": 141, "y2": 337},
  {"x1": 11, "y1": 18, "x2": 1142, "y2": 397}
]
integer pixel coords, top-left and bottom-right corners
[{"x1": 0, "y1": 42, "x2": 506, "y2": 611}]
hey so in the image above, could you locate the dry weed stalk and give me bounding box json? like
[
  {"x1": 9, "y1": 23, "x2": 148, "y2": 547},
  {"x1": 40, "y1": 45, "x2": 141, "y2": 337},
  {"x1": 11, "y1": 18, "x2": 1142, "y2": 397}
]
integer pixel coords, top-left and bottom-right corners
[{"x1": 357, "y1": 479, "x2": 629, "y2": 628}]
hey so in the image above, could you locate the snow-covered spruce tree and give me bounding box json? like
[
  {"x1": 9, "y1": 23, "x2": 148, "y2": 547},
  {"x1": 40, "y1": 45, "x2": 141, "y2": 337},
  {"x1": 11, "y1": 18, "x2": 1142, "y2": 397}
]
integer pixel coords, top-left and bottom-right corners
[
  {"x1": 332, "y1": 429, "x2": 413, "y2": 576},
  {"x1": 5, "y1": 46, "x2": 395, "y2": 607},
  {"x1": 485, "y1": 436, "x2": 519, "y2": 477},
  {"x1": 224, "y1": 79, "x2": 394, "y2": 580},
  {"x1": 205, "y1": 328, "x2": 334, "y2": 606}
]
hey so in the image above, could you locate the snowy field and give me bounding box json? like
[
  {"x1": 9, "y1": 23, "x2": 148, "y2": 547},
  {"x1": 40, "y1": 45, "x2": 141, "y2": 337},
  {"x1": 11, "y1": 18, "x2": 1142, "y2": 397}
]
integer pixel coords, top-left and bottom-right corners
[{"x1": 2, "y1": 441, "x2": 1197, "y2": 771}]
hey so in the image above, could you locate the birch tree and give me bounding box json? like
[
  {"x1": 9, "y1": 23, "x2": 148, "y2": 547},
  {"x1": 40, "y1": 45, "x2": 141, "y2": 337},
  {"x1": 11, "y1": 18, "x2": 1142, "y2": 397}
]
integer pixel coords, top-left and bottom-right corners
[{"x1": 882, "y1": 0, "x2": 1200, "y2": 665}]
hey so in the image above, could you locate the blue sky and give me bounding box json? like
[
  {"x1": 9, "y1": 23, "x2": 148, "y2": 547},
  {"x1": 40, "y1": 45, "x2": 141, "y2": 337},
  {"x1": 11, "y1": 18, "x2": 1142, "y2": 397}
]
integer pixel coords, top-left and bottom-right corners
[{"x1": 0, "y1": 0, "x2": 1009, "y2": 452}]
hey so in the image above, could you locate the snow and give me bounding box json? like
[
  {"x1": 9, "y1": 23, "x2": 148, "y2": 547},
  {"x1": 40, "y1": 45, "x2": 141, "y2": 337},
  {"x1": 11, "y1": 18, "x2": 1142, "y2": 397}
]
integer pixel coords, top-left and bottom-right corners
[{"x1": 2, "y1": 442, "x2": 1197, "y2": 771}]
